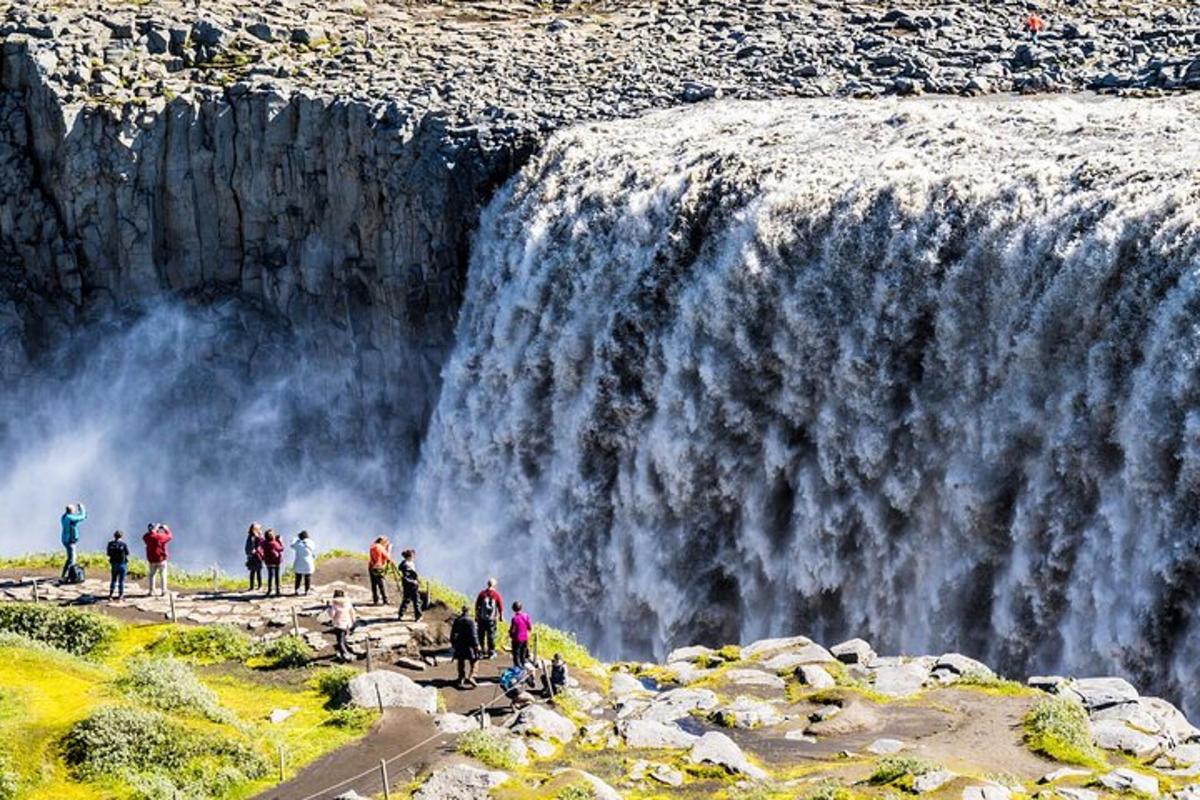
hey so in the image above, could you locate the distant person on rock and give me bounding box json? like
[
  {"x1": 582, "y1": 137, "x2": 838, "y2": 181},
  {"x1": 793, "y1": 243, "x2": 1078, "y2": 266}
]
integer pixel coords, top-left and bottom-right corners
[
  {"x1": 368, "y1": 536, "x2": 392, "y2": 605},
  {"x1": 509, "y1": 601, "x2": 532, "y2": 668},
  {"x1": 550, "y1": 653, "x2": 568, "y2": 695},
  {"x1": 474, "y1": 577, "x2": 504, "y2": 659},
  {"x1": 142, "y1": 522, "x2": 172, "y2": 597},
  {"x1": 328, "y1": 588, "x2": 359, "y2": 663},
  {"x1": 106, "y1": 530, "x2": 129, "y2": 601},
  {"x1": 450, "y1": 604, "x2": 480, "y2": 689},
  {"x1": 60, "y1": 502, "x2": 86, "y2": 582},
  {"x1": 1025, "y1": 13, "x2": 1045, "y2": 42},
  {"x1": 397, "y1": 549, "x2": 422, "y2": 622},
  {"x1": 291, "y1": 530, "x2": 316, "y2": 596},
  {"x1": 244, "y1": 522, "x2": 265, "y2": 591},
  {"x1": 262, "y1": 529, "x2": 284, "y2": 597}
]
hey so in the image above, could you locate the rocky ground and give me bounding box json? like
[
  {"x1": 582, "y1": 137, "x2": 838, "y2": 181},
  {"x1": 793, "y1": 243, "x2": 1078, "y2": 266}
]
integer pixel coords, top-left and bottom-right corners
[{"x1": 4, "y1": 566, "x2": 1200, "y2": 800}]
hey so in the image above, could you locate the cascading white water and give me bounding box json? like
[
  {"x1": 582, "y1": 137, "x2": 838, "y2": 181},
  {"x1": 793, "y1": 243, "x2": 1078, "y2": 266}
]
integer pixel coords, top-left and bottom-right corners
[{"x1": 412, "y1": 96, "x2": 1200, "y2": 709}]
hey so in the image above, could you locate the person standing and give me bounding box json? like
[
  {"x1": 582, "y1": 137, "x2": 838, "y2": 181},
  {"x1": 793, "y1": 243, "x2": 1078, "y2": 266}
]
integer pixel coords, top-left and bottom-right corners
[
  {"x1": 368, "y1": 537, "x2": 392, "y2": 605},
  {"x1": 509, "y1": 601, "x2": 532, "y2": 668},
  {"x1": 397, "y1": 549, "x2": 422, "y2": 622},
  {"x1": 474, "y1": 577, "x2": 504, "y2": 659},
  {"x1": 262, "y1": 529, "x2": 284, "y2": 597},
  {"x1": 450, "y1": 605, "x2": 480, "y2": 689},
  {"x1": 142, "y1": 522, "x2": 173, "y2": 597},
  {"x1": 60, "y1": 502, "x2": 86, "y2": 581},
  {"x1": 291, "y1": 531, "x2": 316, "y2": 595},
  {"x1": 106, "y1": 530, "x2": 129, "y2": 600},
  {"x1": 328, "y1": 589, "x2": 359, "y2": 663},
  {"x1": 244, "y1": 523, "x2": 264, "y2": 591},
  {"x1": 549, "y1": 653, "x2": 568, "y2": 695}
]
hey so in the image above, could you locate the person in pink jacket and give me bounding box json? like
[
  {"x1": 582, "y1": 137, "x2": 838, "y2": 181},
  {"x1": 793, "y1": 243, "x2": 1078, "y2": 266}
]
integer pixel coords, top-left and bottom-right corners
[
  {"x1": 509, "y1": 601, "x2": 533, "y2": 668},
  {"x1": 328, "y1": 589, "x2": 359, "y2": 663}
]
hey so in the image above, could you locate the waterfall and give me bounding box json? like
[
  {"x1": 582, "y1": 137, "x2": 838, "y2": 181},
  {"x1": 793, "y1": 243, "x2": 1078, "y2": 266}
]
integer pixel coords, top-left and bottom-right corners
[{"x1": 412, "y1": 95, "x2": 1200, "y2": 710}]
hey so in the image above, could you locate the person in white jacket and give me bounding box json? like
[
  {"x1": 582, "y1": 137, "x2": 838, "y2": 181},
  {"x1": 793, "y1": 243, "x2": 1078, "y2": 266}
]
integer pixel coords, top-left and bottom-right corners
[{"x1": 291, "y1": 530, "x2": 317, "y2": 595}]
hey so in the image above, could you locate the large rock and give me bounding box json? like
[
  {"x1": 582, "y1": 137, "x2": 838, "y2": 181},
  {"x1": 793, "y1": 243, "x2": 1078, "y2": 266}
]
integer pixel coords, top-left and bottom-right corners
[
  {"x1": 550, "y1": 770, "x2": 621, "y2": 800},
  {"x1": 414, "y1": 764, "x2": 509, "y2": 800},
  {"x1": 641, "y1": 688, "x2": 719, "y2": 722},
  {"x1": 514, "y1": 705, "x2": 576, "y2": 743},
  {"x1": 619, "y1": 719, "x2": 699, "y2": 749},
  {"x1": 741, "y1": 635, "x2": 813, "y2": 659},
  {"x1": 914, "y1": 771, "x2": 956, "y2": 793},
  {"x1": 933, "y1": 653, "x2": 993, "y2": 677},
  {"x1": 610, "y1": 671, "x2": 649, "y2": 696},
  {"x1": 761, "y1": 644, "x2": 837, "y2": 671},
  {"x1": 832, "y1": 638, "x2": 876, "y2": 665},
  {"x1": 1091, "y1": 719, "x2": 1162, "y2": 758},
  {"x1": 873, "y1": 663, "x2": 928, "y2": 697},
  {"x1": 709, "y1": 696, "x2": 785, "y2": 729},
  {"x1": 1098, "y1": 769, "x2": 1159, "y2": 797},
  {"x1": 666, "y1": 645, "x2": 714, "y2": 664},
  {"x1": 1068, "y1": 677, "x2": 1139, "y2": 711},
  {"x1": 795, "y1": 664, "x2": 837, "y2": 689},
  {"x1": 723, "y1": 669, "x2": 787, "y2": 690},
  {"x1": 348, "y1": 671, "x2": 438, "y2": 714},
  {"x1": 963, "y1": 787, "x2": 1012, "y2": 800},
  {"x1": 688, "y1": 731, "x2": 768, "y2": 780}
]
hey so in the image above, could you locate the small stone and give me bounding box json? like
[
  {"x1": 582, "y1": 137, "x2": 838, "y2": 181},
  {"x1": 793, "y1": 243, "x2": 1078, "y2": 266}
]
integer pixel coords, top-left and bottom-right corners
[
  {"x1": 269, "y1": 707, "x2": 298, "y2": 724},
  {"x1": 914, "y1": 771, "x2": 956, "y2": 793},
  {"x1": 1040, "y1": 768, "x2": 1093, "y2": 784},
  {"x1": 866, "y1": 738, "x2": 905, "y2": 755},
  {"x1": 413, "y1": 764, "x2": 508, "y2": 800},
  {"x1": 688, "y1": 731, "x2": 768, "y2": 780},
  {"x1": 1098, "y1": 769, "x2": 1159, "y2": 797},
  {"x1": 963, "y1": 786, "x2": 1012, "y2": 800}
]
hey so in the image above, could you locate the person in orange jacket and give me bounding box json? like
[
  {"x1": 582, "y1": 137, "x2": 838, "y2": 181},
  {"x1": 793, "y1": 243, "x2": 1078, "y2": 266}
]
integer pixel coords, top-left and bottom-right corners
[
  {"x1": 1025, "y1": 13, "x2": 1046, "y2": 41},
  {"x1": 368, "y1": 536, "x2": 393, "y2": 605}
]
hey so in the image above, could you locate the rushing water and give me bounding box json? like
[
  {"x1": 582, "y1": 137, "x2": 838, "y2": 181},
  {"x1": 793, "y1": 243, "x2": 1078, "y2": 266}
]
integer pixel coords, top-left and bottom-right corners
[{"x1": 412, "y1": 96, "x2": 1200, "y2": 710}]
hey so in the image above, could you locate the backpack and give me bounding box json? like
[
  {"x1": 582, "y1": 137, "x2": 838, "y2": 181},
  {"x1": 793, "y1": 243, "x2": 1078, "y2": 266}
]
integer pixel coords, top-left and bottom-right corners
[
  {"x1": 63, "y1": 564, "x2": 86, "y2": 585},
  {"x1": 477, "y1": 593, "x2": 498, "y2": 622},
  {"x1": 499, "y1": 666, "x2": 525, "y2": 691}
]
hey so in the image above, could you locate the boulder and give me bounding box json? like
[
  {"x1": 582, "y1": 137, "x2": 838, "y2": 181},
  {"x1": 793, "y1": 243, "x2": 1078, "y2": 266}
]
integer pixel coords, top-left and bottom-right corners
[
  {"x1": 666, "y1": 661, "x2": 714, "y2": 685},
  {"x1": 1056, "y1": 790, "x2": 1099, "y2": 800},
  {"x1": 610, "y1": 671, "x2": 649, "y2": 696},
  {"x1": 873, "y1": 663, "x2": 928, "y2": 697},
  {"x1": 1098, "y1": 769, "x2": 1159, "y2": 797},
  {"x1": 1140, "y1": 697, "x2": 1200, "y2": 743},
  {"x1": 1068, "y1": 677, "x2": 1139, "y2": 711},
  {"x1": 666, "y1": 645, "x2": 713, "y2": 663},
  {"x1": 963, "y1": 786, "x2": 1012, "y2": 800},
  {"x1": 688, "y1": 731, "x2": 768, "y2": 780},
  {"x1": 515, "y1": 705, "x2": 576, "y2": 743},
  {"x1": 724, "y1": 669, "x2": 787, "y2": 690},
  {"x1": 914, "y1": 771, "x2": 956, "y2": 793},
  {"x1": 1029, "y1": 675, "x2": 1069, "y2": 694},
  {"x1": 348, "y1": 671, "x2": 438, "y2": 714},
  {"x1": 866, "y1": 738, "x2": 905, "y2": 755},
  {"x1": 795, "y1": 664, "x2": 837, "y2": 689},
  {"x1": 527, "y1": 738, "x2": 556, "y2": 758},
  {"x1": 1091, "y1": 719, "x2": 1162, "y2": 758},
  {"x1": 550, "y1": 769, "x2": 621, "y2": 800},
  {"x1": 741, "y1": 635, "x2": 813, "y2": 659},
  {"x1": 934, "y1": 653, "x2": 993, "y2": 677},
  {"x1": 641, "y1": 688, "x2": 719, "y2": 722},
  {"x1": 434, "y1": 713, "x2": 477, "y2": 734},
  {"x1": 761, "y1": 644, "x2": 837, "y2": 670},
  {"x1": 1039, "y1": 768, "x2": 1093, "y2": 784},
  {"x1": 619, "y1": 719, "x2": 698, "y2": 749},
  {"x1": 709, "y1": 696, "x2": 785, "y2": 729},
  {"x1": 413, "y1": 764, "x2": 508, "y2": 800},
  {"x1": 832, "y1": 638, "x2": 876, "y2": 665}
]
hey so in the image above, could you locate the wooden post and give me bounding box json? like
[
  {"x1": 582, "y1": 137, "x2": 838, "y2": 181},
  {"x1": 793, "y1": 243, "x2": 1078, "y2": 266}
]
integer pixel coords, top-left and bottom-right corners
[
  {"x1": 479, "y1": 703, "x2": 487, "y2": 729},
  {"x1": 291, "y1": 607, "x2": 300, "y2": 638},
  {"x1": 211, "y1": 565, "x2": 218, "y2": 593},
  {"x1": 168, "y1": 592, "x2": 177, "y2": 623},
  {"x1": 543, "y1": 659, "x2": 555, "y2": 698},
  {"x1": 31, "y1": 578, "x2": 39, "y2": 603},
  {"x1": 375, "y1": 683, "x2": 385, "y2": 714},
  {"x1": 366, "y1": 644, "x2": 374, "y2": 673},
  {"x1": 277, "y1": 745, "x2": 285, "y2": 782},
  {"x1": 379, "y1": 759, "x2": 391, "y2": 800},
  {"x1": 533, "y1": 630, "x2": 539, "y2": 663}
]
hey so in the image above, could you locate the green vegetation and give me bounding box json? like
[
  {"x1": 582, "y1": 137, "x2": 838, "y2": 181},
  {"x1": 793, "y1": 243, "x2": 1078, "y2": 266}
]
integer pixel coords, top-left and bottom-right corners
[
  {"x1": 115, "y1": 656, "x2": 232, "y2": 722},
  {"x1": 1024, "y1": 696, "x2": 1107, "y2": 768},
  {"x1": 0, "y1": 603, "x2": 117, "y2": 657},
  {"x1": 312, "y1": 665, "x2": 360, "y2": 706},
  {"x1": 147, "y1": 624, "x2": 254, "y2": 664},
  {"x1": 803, "y1": 780, "x2": 857, "y2": 800},
  {"x1": 0, "y1": 753, "x2": 17, "y2": 800},
  {"x1": 323, "y1": 706, "x2": 377, "y2": 730},
  {"x1": 458, "y1": 729, "x2": 522, "y2": 770},
  {"x1": 62, "y1": 706, "x2": 267, "y2": 799},
  {"x1": 869, "y1": 756, "x2": 936, "y2": 785},
  {"x1": 953, "y1": 670, "x2": 1035, "y2": 697},
  {"x1": 0, "y1": 553, "x2": 245, "y2": 591},
  {"x1": 555, "y1": 783, "x2": 597, "y2": 800},
  {"x1": 256, "y1": 635, "x2": 315, "y2": 668}
]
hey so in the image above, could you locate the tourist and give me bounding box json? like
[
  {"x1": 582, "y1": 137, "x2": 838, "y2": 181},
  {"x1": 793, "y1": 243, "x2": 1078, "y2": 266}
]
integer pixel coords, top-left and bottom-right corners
[
  {"x1": 244, "y1": 522, "x2": 264, "y2": 591},
  {"x1": 291, "y1": 530, "x2": 316, "y2": 595},
  {"x1": 474, "y1": 577, "x2": 504, "y2": 659},
  {"x1": 328, "y1": 588, "x2": 358, "y2": 663},
  {"x1": 450, "y1": 604, "x2": 480, "y2": 689},
  {"x1": 368, "y1": 536, "x2": 392, "y2": 605},
  {"x1": 1025, "y1": 13, "x2": 1045, "y2": 41},
  {"x1": 106, "y1": 530, "x2": 129, "y2": 600},
  {"x1": 262, "y1": 529, "x2": 284, "y2": 597},
  {"x1": 509, "y1": 601, "x2": 532, "y2": 667},
  {"x1": 550, "y1": 653, "x2": 568, "y2": 695},
  {"x1": 397, "y1": 548, "x2": 422, "y2": 622},
  {"x1": 500, "y1": 663, "x2": 537, "y2": 710},
  {"x1": 142, "y1": 522, "x2": 173, "y2": 597},
  {"x1": 60, "y1": 502, "x2": 86, "y2": 582}
]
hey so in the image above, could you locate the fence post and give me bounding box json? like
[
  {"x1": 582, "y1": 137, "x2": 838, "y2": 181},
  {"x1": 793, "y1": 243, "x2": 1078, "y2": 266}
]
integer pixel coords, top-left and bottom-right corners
[
  {"x1": 533, "y1": 631, "x2": 539, "y2": 663},
  {"x1": 31, "y1": 578, "x2": 39, "y2": 603},
  {"x1": 376, "y1": 683, "x2": 385, "y2": 715},
  {"x1": 168, "y1": 592, "x2": 177, "y2": 623},
  {"x1": 211, "y1": 565, "x2": 218, "y2": 593},
  {"x1": 479, "y1": 703, "x2": 487, "y2": 729},
  {"x1": 277, "y1": 745, "x2": 285, "y2": 782},
  {"x1": 366, "y1": 644, "x2": 374, "y2": 673},
  {"x1": 380, "y1": 759, "x2": 391, "y2": 800},
  {"x1": 291, "y1": 607, "x2": 300, "y2": 638}
]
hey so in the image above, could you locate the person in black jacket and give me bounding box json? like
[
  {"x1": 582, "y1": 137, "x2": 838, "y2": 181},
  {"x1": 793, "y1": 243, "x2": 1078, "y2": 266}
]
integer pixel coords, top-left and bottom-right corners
[
  {"x1": 397, "y1": 549, "x2": 422, "y2": 622},
  {"x1": 450, "y1": 605, "x2": 480, "y2": 689},
  {"x1": 106, "y1": 530, "x2": 129, "y2": 601}
]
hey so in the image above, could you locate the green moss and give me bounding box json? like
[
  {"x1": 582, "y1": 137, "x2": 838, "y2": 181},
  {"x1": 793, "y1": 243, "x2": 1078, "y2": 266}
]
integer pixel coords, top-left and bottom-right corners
[
  {"x1": 0, "y1": 753, "x2": 17, "y2": 800},
  {"x1": 310, "y1": 665, "x2": 359, "y2": 707},
  {"x1": 1024, "y1": 696, "x2": 1108, "y2": 768},
  {"x1": 458, "y1": 729, "x2": 521, "y2": 770},
  {"x1": 147, "y1": 624, "x2": 254, "y2": 664},
  {"x1": 555, "y1": 783, "x2": 597, "y2": 800},
  {"x1": 869, "y1": 756, "x2": 937, "y2": 785},
  {"x1": 953, "y1": 670, "x2": 1036, "y2": 697},
  {"x1": 255, "y1": 635, "x2": 313, "y2": 669},
  {"x1": 322, "y1": 706, "x2": 377, "y2": 730},
  {"x1": 115, "y1": 655, "x2": 232, "y2": 722},
  {"x1": 0, "y1": 603, "x2": 117, "y2": 657}
]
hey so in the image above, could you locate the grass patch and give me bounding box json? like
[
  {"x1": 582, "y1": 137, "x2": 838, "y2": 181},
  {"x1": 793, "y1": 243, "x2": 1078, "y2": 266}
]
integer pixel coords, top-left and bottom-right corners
[
  {"x1": 953, "y1": 669, "x2": 1035, "y2": 697},
  {"x1": 458, "y1": 729, "x2": 522, "y2": 770},
  {"x1": 869, "y1": 756, "x2": 936, "y2": 786},
  {"x1": 0, "y1": 552, "x2": 245, "y2": 591},
  {"x1": 311, "y1": 665, "x2": 359, "y2": 707},
  {"x1": 0, "y1": 603, "x2": 117, "y2": 657},
  {"x1": 147, "y1": 624, "x2": 255, "y2": 664},
  {"x1": 803, "y1": 780, "x2": 858, "y2": 800},
  {"x1": 1024, "y1": 696, "x2": 1108, "y2": 768},
  {"x1": 253, "y1": 635, "x2": 314, "y2": 669},
  {"x1": 115, "y1": 655, "x2": 232, "y2": 722},
  {"x1": 323, "y1": 706, "x2": 377, "y2": 730}
]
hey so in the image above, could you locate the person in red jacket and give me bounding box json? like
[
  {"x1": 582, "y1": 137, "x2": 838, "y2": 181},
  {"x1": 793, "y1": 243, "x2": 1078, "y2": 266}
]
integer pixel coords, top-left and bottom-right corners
[
  {"x1": 261, "y1": 529, "x2": 285, "y2": 597},
  {"x1": 474, "y1": 578, "x2": 504, "y2": 659},
  {"x1": 1024, "y1": 13, "x2": 1046, "y2": 41},
  {"x1": 142, "y1": 522, "x2": 173, "y2": 597}
]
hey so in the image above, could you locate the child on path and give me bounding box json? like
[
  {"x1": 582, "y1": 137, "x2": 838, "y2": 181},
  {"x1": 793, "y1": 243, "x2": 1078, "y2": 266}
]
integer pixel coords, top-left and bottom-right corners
[
  {"x1": 397, "y1": 549, "x2": 422, "y2": 622},
  {"x1": 550, "y1": 653, "x2": 568, "y2": 695},
  {"x1": 244, "y1": 523, "x2": 264, "y2": 591},
  {"x1": 142, "y1": 522, "x2": 172, "y2": 597},
  {"x1": 474, "y1": 578, "x2": 504, "y2": 659},
  {"x1": 106, "y1": 530, "x2": 129, "y2": 600},
  {"x1": 509, "y1": 601, "x2": 532, "y2": 668},
  {"x1": 450, "y1": 604, "x2": 480, "y2": 689},
  {"x1": 328, "y1": 589, "x2": 359, "y2": 663},
  {"x1": 262, "y1": 529, "x2": 285, "y2": 597},
  {"x1": 60, "y1": 503, "x2": 86, "y2": 581},
  {"x1": 291, "y1": 530, "x2": 316, "y2": 595},
  {"x1": 368, "y1": 537, "x2": 392, "y2": 605}
]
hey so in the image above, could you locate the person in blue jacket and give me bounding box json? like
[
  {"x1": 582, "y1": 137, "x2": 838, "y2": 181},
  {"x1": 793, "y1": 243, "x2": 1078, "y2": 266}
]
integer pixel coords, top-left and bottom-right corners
[{"x1": 60, "y1": 502, "x2": 87, "y2": 581}]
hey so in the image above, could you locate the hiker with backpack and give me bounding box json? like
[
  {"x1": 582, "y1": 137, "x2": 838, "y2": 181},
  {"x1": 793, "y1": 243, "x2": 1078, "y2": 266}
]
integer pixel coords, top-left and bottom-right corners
[
  {"x1": 106, "y1": 530, "x2": 129, "y2": 600},
  {"x1": 474, "y1": 577, "x2": 504, "y2": 659},
  {"x1": 509, "y1": 601, "x2": 533, "y2": 668},
  {"x1": 368, "y1": 536, "x2": 392, "y2": 605},
  {"x1": 262, "y1": 529, "x2": 284, "y2": 597},
  {"x1": 291, "y1": 530, "x2": 316, "y2": 595},
  {"x1": 499, "y1": 663, "x2": 538, "y2": 710},
  {"x1": 244, "y1": 523, "x2": 264, "y2": 591},
  {"x1": 397, "y1": 549, "x2": 422, "y2": 622},
  {"x1": 450, "y1": 604, "x2": 480, "y2": 689},
  {"x1": 142, "y1": 522, "x2": 172, "y2": 597},
  {"x1": 328, "y1": 589, "x2": 359, "y2": 663},
  {"x1": 60, "y1": 502, "x2": 86, "y2": 582}
]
